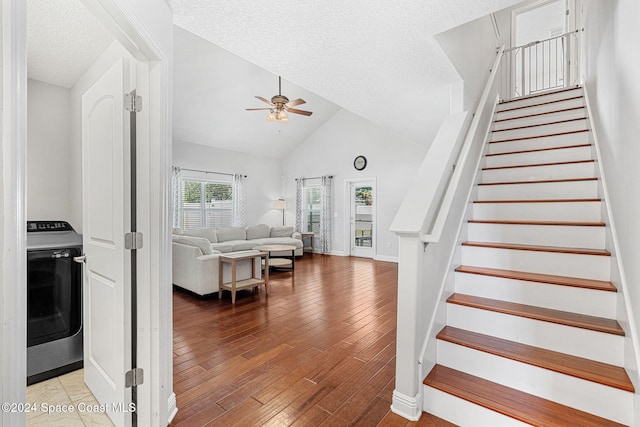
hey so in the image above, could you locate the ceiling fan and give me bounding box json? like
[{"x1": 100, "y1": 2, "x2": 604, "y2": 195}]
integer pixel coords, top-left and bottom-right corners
[{"x1": 245, "y1": 76, "x2": 313, "y2": 123}]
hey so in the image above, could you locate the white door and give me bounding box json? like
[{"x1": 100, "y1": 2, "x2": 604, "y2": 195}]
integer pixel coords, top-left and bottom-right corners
[
  {"x1": 349, "y1": 181, "x2": 375, "y2": 258},
  {"x1": 81, "y1": 58, "x2": 132, "y2": 427}
]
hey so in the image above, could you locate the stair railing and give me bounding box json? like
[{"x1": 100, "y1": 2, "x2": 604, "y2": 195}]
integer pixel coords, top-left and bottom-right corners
[
  {"x1": 498, "y1": 30, "x2": 582, "y2": 101},
  {"x1": 389, "y1": 47, "x2": 504, "y2": 420}
]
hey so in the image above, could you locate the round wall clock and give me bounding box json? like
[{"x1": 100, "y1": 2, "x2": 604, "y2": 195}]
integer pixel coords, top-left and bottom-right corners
[{"x1": 353, "y1": 155, "x2": 367, "y2": 171}]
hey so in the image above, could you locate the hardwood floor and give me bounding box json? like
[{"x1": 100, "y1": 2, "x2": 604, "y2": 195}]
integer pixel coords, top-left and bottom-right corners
[{"x1": 171, "y1": 255, "x2": 454, "y2": 426}]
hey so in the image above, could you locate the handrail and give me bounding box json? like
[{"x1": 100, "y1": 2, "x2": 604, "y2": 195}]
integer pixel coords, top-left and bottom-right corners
[{"x1": 421, "y1": 46, "x2": 505, "y2": 244}]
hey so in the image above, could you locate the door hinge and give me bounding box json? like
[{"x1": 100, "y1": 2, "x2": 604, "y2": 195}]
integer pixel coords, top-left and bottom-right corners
[
  {"x1": 125, "y1": 368, "x2": 144, "y2": 388},
  {"x1": 124, "y1": 93, "x2": 143, "y2": 112},
  {"x1": 124, "y1": 232, "x2": 143, "y2": 250}
]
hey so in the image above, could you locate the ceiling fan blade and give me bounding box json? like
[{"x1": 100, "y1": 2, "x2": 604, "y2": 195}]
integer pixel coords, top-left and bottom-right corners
[
  {"x1": 255, "y1": 96, "x2": 274, "y2": 106},
  {"x1": 285, "y1": 98, "x2": 306, "y2": 107},
  {"x1": 245, "y1": 108, "x2": 272, "y2": 111},
  {"x1": 286, "y1": 108, "x2": 313, "y2": 116}
]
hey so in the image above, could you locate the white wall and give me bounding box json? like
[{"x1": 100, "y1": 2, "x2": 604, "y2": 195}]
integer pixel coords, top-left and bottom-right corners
[
  {"x1": 582, "y1": 0, "x2": 640, "y2": 382},
  {"x1": 26, "y1": 79, "x2": 72, "y2": 223},
  {"x1": 282, "y1": 109, "x2": 428, "y2": 261},
  {"x1": 436, "y1": 15, "x2": 500, "y2": 112},
  {"x1": 172, "y1": 140, "x2": 285, "y2": 227}
]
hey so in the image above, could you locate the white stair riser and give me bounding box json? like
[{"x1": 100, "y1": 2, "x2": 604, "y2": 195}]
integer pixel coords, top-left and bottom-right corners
[
  {"x1": 490, "y1": 119, "x2": 587, "y2": 142},
  {"x1": 488, "y1": 131, "x2": 589, "y2": 155},
  {"x1": 484, "y1": 146, "x2": 593, "y2": 168},
  {"x1": 472, "y1": 201, "x2": 602, "y2": 222},
  {"x1": 482, "y1": 162, "x2": 595, "y2": 183},
  {"x1": 461, "y1": 245, "x2": 610, "y2": 281},
  {"x1": 436, "y1": 341, "x2": 633, "y2": 425},
  {"x1": 446, "y1": 304, "x2": 624, "y2": 365},
  {"x1": 493, "y1": 107, "x2": 585, "y2": 131},
  {"x1": 467, "y1": 223, "x2": 605, "y2": 250},
  {"x1": 477, "y1": 180, "x2": 598, "y2": 201},
  {"x1": 423, "y1": 386, "x2": 530, "y2": 427},
  {"x1": 497, "y1": 89, "x2": 584, "y2": 111},
  {"x1": 455, "y1": 271, "x2": 616, "y2": 320},
  {"x1": 496, "y1": 97, "x2": 584, "y2": 120}
]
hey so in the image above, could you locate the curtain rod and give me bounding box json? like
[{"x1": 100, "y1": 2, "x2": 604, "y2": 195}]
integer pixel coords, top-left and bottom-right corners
[
  {"x1": 178, "y1": 167, "x2": 246, "y2": 178},
  {"x1": 295, "y1": 175, "x2": 334, "y2": 181}
]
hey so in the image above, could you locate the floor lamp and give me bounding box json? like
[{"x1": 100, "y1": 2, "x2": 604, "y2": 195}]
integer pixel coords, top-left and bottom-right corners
[{"x1": 273, "y1": 199, "x2": 286, "y2": 226}]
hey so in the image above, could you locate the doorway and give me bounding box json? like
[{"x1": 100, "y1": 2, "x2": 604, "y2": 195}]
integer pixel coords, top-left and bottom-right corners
[{"x1": 348, "y1": 179, "x2": 376, "y2": 258}]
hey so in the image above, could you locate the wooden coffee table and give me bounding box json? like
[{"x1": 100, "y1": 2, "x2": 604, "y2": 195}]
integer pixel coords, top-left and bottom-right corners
[{"x1": 253, "y1": 244, "x2": 297, "y2": 271}]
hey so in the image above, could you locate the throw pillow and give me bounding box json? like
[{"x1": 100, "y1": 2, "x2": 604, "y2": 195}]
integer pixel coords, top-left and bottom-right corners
[
  {"x1": 172, "y1": 235, "x2": 213, "y2": 255},
  {"x1": 172, "y1": 227, "x2": 183, "y2": 235},
  {"x1": 245, "y1": 224, "x2": 271, "y2": 240},
  {"x1": 270, "y1": 226, "x2": 294, "y2": 238}
]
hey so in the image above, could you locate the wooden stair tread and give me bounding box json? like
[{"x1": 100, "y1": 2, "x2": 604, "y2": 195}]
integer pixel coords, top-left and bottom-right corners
[
  {"x1": 474, "y1": 198, "x2": 601, "y2": 204},
  {"x1": 478, "y1": 177, "x2": 597, "y2": 186},
  {"x1": 455, "y1": 265, "x2": 617, "y2": 292},
  {"x1": 483, "y1": 159, "x2": 594, "y2": 171},
  {"x1": 485, "y1": 143, "x2": 591, "y2": 157},
  {"x1": 491, "y1": 117, "x2": 586, "y2": 133},
  {"x1": 494, "y1": 106, "x2": 585, "y2": 123},
  {"x1": 497, "y1": 95, "x2": 584, "y2": 113},
  {"x1": 491, "y1": 129, "x2": 588, "y2": 144},
  {"x1": 499, "y1": 86, "x2": 582, "y2": 104},
  {"x1": 437, "y1": 326, "x2": 633, "y2": 392},
  {"x1": 468, "y1": 219, "x2": 605, "y2": 227},
  {"x1": 462, "y1": 241, "x2": 610, "y2": 256},
  {"x1": 447, "y1": 293, "x2": 624, "y2": 336},
  {"x1": 424, "y1": 365, "x2": 628, "y2": 427}
]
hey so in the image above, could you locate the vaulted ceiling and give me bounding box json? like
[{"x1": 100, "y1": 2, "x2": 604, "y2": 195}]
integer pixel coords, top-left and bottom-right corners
[{"x1": 27, "y1": 0, "x2": 525, "y2": 158}]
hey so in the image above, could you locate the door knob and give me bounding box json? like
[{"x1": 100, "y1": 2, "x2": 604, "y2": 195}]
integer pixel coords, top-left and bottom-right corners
[{"x1": 73, "y1": 255, "x2": 87, "y2": 264}]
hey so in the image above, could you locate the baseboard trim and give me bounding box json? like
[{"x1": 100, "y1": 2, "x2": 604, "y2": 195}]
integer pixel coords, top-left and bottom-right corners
[
  {"x1": 391, "y1": 389, "x2": 423, "y2": 421},
  {"x1": 329, "y1": 250, "x2": 347, "y2": 256},
  {"x1": 167, "y1": 392, "x2": 178, "y2": 424},
  {"x1": 375, "y1": 255, "x2": 398, "y2": 263}
]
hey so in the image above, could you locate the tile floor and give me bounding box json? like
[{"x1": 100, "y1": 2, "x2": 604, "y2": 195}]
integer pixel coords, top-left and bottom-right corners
[{"x1": 26, "y1": 369, "x2": 114, "y2": 426}]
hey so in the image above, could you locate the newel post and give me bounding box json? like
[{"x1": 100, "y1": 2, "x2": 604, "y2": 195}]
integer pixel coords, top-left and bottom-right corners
[{"x1": 391, "y1": 233, "x2": 424, "y2": 420}]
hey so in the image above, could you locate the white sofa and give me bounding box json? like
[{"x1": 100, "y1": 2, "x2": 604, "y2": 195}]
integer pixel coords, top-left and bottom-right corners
[{"x1": 172, "y1": 225, "x2": 303, "y2": 297}]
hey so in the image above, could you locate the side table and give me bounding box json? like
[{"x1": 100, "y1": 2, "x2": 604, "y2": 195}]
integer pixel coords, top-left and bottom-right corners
[
  {"x1": 218, "y1": 251, "x2": 269, "y2": 304},
  {"x1": 301, "y1": 232, "x2": 314, "y2": 255}
]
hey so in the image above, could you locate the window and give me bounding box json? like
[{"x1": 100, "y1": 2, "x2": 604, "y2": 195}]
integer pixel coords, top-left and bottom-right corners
[
  {"x1": 304, "y1": 186, "x2": 321, "y2": 234},
  {"x1": 181, "y1": 179, "x2": 233, "y2": 230}
]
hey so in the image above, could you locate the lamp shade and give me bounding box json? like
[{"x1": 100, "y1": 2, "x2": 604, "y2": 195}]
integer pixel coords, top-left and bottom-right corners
[{"x1": 273, "y1": 199, "x2": 286, "y2": 210}]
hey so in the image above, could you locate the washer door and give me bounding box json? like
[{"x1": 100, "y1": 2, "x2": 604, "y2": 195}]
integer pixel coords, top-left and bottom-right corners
[{"x1": 27, "y1": 247, "x2": 82, "y2": 347}]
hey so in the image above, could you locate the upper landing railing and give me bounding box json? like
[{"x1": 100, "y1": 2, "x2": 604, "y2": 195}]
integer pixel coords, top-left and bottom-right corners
[{"x1": 498, "y1": 30, "x2": 582, "y2": 101}]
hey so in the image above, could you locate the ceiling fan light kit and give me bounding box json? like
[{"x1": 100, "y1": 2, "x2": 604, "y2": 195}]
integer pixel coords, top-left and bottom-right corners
[{"x1": 246, "y1": 76, "x2": 313, "y2": 123}]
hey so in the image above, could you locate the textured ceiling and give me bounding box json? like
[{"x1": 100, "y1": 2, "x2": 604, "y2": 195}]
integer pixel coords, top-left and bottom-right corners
[
  {"x1": 27, "y1": 0, "x2": 114, "y2": 88},
  {"x1": 169, "y1": 0, "x2": 524, "y2": 146},
  {"x1": 173, "y1": 26, "x2": 342, "y2": 159}
]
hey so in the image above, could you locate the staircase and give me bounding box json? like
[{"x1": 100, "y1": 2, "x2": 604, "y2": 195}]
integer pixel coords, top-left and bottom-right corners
[{"x1": 422, "y1": 87, "x2": 636, "y2": 426}]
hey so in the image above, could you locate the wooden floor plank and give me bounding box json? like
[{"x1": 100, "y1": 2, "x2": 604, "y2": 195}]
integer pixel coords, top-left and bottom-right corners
[{"x1": 171, "y1": 255, "x2": 451, "y2": 426}]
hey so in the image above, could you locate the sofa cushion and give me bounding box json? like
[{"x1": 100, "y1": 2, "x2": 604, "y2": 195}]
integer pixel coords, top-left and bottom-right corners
[
  {"x1": 182, "y1": 227, "x2": 218, "y2": 243},
  {"x1": 251, "y1": 237, "x2": 303, "y2": 249},
  {"x1": 225, "y1": 240, "x2": 260, "y2": 252},
  {"x1": 216, "y1": 226, "x2": 246, "y2": 242},
  {"x1": 270, "y1": 226, "x2": 294, "y2": 238},
  {"x1": 172, "y1": 235, "x2": 213, "y2": 255},
  {"x1": 210, "y1": 243, "x2": 234, "y2": 253},
  {"x1": 172, "y1": 227, "x2": 183, "y2": 235},
  {"x1": 245, "y1": 224, "x2": 271, "y2": 240}
]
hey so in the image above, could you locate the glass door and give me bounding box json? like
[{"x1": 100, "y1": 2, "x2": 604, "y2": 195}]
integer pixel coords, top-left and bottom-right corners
[{"x1": 350, "y1": 181, "x2": 374, "y2": 258}]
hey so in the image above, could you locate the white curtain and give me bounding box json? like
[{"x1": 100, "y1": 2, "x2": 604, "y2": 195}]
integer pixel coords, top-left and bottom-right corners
[
  {"x1": 232, "y1": 173, "x2": 247, "y2": 226},
  {"x1": 319, "y1": 175, "x2": 333, "y2": 254},
  {"x1": 295, "y1": 178, "x2": 304, "y2": 233},
  {"x1": 171, "y1": 166, "x2": 182, "y2": 228}
]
